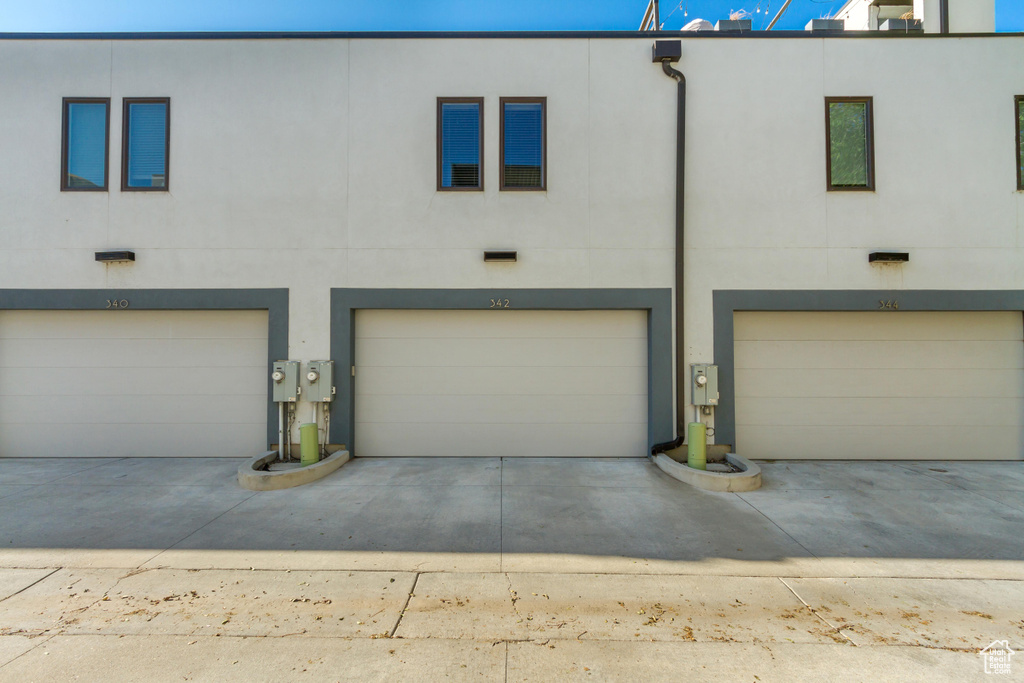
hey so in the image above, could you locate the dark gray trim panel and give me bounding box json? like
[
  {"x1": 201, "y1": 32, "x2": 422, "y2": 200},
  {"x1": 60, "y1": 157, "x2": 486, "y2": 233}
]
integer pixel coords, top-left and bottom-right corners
[
  {"x1": 0, "y1": 288, "x2": 288, "y2": 448},
  {"x1": 330, "y1": 288, "x2": 673, "y2": 454},
  {"x1": 713, "y1": 289, "x2": 1024, "y2": 448}
]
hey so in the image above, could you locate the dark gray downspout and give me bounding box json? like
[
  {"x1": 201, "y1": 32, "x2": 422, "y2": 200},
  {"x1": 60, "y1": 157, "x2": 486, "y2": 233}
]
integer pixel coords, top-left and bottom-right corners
[
  {"x1": 939, "y1": 0, "x2": 949, "y2": 34},
  {"x1": 650, "y1": 41, "x2": 687, "y2": 455}
]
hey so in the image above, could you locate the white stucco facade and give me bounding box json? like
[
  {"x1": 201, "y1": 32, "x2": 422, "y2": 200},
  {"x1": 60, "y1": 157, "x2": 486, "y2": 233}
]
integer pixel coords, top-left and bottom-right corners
[{"x1": 1, "y1": 31, "x2": 1023, "y2": 458}]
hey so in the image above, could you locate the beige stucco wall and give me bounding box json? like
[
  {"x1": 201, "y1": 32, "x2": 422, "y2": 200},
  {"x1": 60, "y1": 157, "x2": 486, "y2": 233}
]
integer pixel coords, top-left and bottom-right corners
[{"x1": 1, "y1": 35, "x2": 1022, "y2": 435}]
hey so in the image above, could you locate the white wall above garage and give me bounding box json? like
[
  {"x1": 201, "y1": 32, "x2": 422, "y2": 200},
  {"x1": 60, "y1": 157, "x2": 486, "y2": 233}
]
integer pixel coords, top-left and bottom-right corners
[{"x1": 0, "y1": 34, "x2": 1022, "y2": 393}]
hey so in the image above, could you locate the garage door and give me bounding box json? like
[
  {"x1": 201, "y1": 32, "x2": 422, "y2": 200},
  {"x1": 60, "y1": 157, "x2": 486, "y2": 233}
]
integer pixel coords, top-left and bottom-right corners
[
  {"x1": 0, "y1": 310, "x2": 268, "y2": 458},
  {"x1": 734, "y1": 311, "x2": 1024, "y2": 460},
  {"x1": 354, "y1": 309, "x2": 648, "y2": 457}
]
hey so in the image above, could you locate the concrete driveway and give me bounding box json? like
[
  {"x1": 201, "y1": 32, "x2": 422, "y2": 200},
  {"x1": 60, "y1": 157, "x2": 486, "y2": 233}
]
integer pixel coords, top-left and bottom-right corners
[{"x1": 0, "y1": 456, "x2": 1022, "y2": 681}]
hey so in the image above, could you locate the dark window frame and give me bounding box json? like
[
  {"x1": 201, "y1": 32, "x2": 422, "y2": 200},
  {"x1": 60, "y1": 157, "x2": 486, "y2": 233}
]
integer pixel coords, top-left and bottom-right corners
[
  {"x1": 499, "y1": 97, "x2": 547, "y2": 192},
  {"x1": 121, "y1": 97, "x2": 170, "y2": 192},
  {"x1": 437, "y1": 97, "x2": 484, "y2": 192},
  {"x1": 1016, "y1": 95, "x2": 1023, "y2": 191},
  {"x1": 825, "y1": 96, "x2": 875, "y2": 192},
  {"x1": 61, "y1": 97, "x2": 110, "y2": 192}
]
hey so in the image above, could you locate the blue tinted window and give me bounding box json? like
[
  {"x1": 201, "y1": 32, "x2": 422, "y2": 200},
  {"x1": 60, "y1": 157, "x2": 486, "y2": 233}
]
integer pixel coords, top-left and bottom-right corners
[
  {"x1": 502, "y1": 101, "x2": 544, "y2": 189},
  {"x1": 440, "y1": 101, "x2": 481, "y2": 189},
  {"x1": 63, "y1": 101, "x2": 108, "y2": 190},
  {"x1": 125, "y1": 100, "x2": 168, "y2": 189}
]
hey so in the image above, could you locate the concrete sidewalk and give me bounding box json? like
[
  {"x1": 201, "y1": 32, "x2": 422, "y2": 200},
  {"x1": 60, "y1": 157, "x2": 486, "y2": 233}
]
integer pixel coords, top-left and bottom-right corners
[{"x1": 0, "y1": 456, "x2": 1021, "y2": 680}]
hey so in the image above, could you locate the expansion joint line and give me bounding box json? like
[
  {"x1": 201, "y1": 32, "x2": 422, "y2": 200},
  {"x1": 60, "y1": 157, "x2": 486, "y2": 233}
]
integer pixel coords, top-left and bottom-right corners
[
  {"x1": 389, "y1": 572, "x2": 420, "y2": 638},
  {"x1": 778, "y1": 577, "x2": 858, "y2": 647}
]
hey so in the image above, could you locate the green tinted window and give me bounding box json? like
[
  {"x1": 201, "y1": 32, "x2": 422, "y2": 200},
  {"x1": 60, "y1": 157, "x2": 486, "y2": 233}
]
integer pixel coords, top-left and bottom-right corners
[
  {"x1": 1017, "y1": 97, "x2": 1023, "y2": 190},
  {"x1": 827, "y1": 99, "x2": 873, "y2": 190}
]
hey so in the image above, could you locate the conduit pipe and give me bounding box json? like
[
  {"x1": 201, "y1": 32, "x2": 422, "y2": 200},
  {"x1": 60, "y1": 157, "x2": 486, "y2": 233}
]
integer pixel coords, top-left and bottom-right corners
[{"x1": 651, "y1": 44, "x2": 689, "y2": 456}]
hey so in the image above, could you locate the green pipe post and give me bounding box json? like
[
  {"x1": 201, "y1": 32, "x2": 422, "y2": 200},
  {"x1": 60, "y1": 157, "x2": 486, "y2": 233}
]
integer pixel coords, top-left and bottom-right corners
[
  {"x1": 687, "y1": 422, "x2": 706, "y2": 470},
  {"x1": 299, "y1": 423, "x2": 319, "y2": 466}
]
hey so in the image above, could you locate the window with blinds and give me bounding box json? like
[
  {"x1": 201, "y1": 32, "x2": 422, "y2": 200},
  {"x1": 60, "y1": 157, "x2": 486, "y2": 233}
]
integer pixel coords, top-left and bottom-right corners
[
  {"x1": 122, "y1": 98, "x2": 169, "y2": 191},
  {"x1": 61, "y1": 99, "x2": 109, "y2": 191},
  {"x1": 437, "y1": 98, "x2": 483, "y2": 190},
  {"x1": 501, "y1": 98, "x2": 545, "y2": 191}
]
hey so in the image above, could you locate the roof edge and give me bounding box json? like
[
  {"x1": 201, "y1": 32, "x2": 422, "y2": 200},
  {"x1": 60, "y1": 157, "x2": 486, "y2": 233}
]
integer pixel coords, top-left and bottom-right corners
[{"x1": 0, "y1": 29, "x2": 1022, "y2": 40}]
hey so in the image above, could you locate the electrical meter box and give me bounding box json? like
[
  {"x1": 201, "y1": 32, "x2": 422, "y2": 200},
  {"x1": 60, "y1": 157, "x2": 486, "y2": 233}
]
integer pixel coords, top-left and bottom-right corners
[
  {"x1": 305, "y1": 360, "x2": 336, "y2": 403},
  {"x1": 691, "y1": 363, "x2": 719, "y2": 406},
  {"x1": 271, "y1": 360, "x2": 300, "y2": 403}
]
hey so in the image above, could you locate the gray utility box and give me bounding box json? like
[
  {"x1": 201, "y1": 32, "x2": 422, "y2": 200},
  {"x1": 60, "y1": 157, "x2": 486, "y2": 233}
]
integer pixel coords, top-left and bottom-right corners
[
  {"x1": 691, "y1": 364, "x2": 720, "y2": 407},
  {"x1": 271, "y1": 360, "x2": 300, "y2": 403},
  {"x1": 305, "y1": 360, "x2": 336, "y2": 403}
]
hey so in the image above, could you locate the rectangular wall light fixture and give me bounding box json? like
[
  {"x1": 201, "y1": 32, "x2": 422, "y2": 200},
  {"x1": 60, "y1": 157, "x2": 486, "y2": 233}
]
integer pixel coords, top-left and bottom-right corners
[
  {"x1": 868, "y1": 252, "x2": 909, "y2": 263},
  {"x1": 95, "y1": 250, "x2": 136, "y2": 262},
  {"x1": 484, "y1": 250, "x2": 517, "y2": 262}
]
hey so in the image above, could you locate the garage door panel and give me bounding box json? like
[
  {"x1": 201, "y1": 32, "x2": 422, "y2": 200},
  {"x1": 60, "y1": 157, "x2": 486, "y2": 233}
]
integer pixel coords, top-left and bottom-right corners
[
  {"x1": 355, "y1": 310, "x2": 646, "y2": 340},
  {"x1": 735, "y1": 311, "x2": 1024, "y2": 461},
  {"x1": 355, "y1": 309, "x2": 647, "y2": 458},
  {"x1": 0, "y1": 310, "x2": 269, "y2": 340},
  {"x1": 735, "y1": 340, "x2": 1023, "y2": 370},
  {"x1": 356, "y1": 422, "x2": 647, "y2": 458},
  {"x1": 738, "y1": 425, "x2": 1024, "y2": 461},
  {"x1": 0, "y1": 366, "x2": 266, "y2": 397},
  {"x1": 358, "y1": 336, "x2": 646, "y2": 369},
  {"x1": 1, "y1": 422, "x2": 265, "y2": 458},
  {"x1": 736, "y1": 397, "x2": 1024, "y2": 428},
  {"x1": 356, "y1": 394, "x2": 647, "y2": 426},
  {"x1": 0, "y1": 311, "x2": 174, "y2": 340},
  {"x1": 735, "y1": 311, "x2": 1023, "y2": 341},
  {"x1": 356, "y1": 365, "x2": 646, "y2": 397},
  {"x1": 1, "y1": 394, "x2": 265, "y2": 426},
  {"x1": 736, "y1": 368, "x2": 1024, "y2": 399},
  {"x1": 0, "y1": 337, "x2": 267, "y2": 369},
  {"x1": 166, "y1": 313, "x2": 269, "y2": 339},
  {"x1": 0, "y1": 310, "x2": 268, "y2": 458}
]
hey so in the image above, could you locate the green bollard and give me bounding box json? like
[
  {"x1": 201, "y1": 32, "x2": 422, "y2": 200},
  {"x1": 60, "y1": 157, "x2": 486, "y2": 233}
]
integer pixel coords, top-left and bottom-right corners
[
  {"x1": 687, "y1": 422, "x2": 707, "y2": 471},
  {"x1": 299, "y1": 423, "x2": 319, "y2": 466}
]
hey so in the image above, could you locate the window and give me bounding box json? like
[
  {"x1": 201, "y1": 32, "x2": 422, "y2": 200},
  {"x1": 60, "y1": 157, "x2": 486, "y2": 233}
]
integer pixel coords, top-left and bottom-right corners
[
  {"x1": 826, "y1": 97, "x2": 874, "y2": 191},
  {"x1": 500, "y1": 98, "x2": 546, "y2": 191},
  {"x1": 122, "y1": 98, "x2": 169, "y2": 191},
  {"x1": 61, "y1": 98, "x2": 109, "y2": 191},
  {"x1": 437, "y1": 98, "x2": 483, "y2": 190},
  {"x1": 1016, "y1": 96, "x2": 1024, "y2": 191}
]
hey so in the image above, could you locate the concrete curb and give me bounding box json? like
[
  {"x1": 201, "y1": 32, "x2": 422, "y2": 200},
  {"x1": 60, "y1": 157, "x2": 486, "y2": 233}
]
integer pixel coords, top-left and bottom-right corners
[
  {"x1": 237, "y1": 449, "x2": 350, "y2": 491},
  {"x1": 653, "y1": 452, "x2": 762, "y2": 492}
]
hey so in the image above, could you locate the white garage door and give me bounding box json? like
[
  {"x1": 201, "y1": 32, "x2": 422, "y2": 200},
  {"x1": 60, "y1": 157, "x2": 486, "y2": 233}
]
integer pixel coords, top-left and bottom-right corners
[
  {"x1": 0, "y1": 310, "x2": 268, "y2": 458},
  {"x1": 354, "y1": 309, "x2": 648, "y2": 457},
  {"x1": 735, "y1": 311, "x2": 1024, "y2": 460}
]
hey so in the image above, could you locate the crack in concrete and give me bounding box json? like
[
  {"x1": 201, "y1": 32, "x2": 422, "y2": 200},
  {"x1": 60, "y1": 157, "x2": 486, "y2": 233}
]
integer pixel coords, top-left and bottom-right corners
[
  {"x1": 388, "y1": 572, "x2": 420, "y2": 639},
  {"x1": 734, "y1": 494, "x2": 820, "y2": 561},
  {"x1": 140, "y1": 491, "x2": 259, "y2": 568},
  {"x1": 0, "y1": 567, "x2": 61, "y2": 605},
  {"x1": 778, "y1": 577, "x2": 858, "y2": 647},
  {"x1": 0, "y1": 633, "x2": 57, "y2": 671}
]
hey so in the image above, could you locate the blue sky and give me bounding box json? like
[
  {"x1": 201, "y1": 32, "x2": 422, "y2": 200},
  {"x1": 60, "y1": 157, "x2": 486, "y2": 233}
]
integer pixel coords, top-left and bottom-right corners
[{"x1": 1, "y1": 0, "x2": 1021, "y2": 33}]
